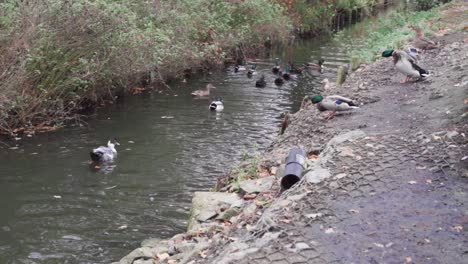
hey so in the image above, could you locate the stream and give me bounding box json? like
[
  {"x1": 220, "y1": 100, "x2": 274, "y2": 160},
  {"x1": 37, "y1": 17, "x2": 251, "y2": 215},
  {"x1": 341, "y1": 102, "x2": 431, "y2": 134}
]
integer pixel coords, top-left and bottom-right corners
[{"x1": 0, "y1": 21, "x2": 372, "y2": 264}]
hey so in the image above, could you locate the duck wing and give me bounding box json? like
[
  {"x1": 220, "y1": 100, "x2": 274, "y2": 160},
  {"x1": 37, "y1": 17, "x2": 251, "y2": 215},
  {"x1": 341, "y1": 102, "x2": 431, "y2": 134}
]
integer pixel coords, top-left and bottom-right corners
[
  {"x1": 326, "y1": 95, "x2": 354, "y2": 104},
  {"x1": 321, "y1": 99, "x2": 358, "y2": 112}
]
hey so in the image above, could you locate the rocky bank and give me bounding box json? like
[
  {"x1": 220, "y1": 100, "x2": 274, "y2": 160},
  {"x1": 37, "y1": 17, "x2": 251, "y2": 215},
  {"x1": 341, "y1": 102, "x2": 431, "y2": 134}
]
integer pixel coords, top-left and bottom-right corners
[{"x1": 113, "y1": 4, "x2": 467, "y2": 264}]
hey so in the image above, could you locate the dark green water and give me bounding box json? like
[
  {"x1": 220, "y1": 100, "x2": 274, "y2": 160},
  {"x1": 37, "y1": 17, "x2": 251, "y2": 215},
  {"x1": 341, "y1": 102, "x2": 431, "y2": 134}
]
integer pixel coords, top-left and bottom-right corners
[{"x1": 0, "y1": 26, "x2": 367, "y2": 263}]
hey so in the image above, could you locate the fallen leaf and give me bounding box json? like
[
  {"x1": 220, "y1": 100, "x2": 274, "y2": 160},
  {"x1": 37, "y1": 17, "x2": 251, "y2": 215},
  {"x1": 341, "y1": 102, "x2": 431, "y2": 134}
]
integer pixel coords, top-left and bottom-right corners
[
  {"x1": 168, "y1": 259, "x2": 178, "y2": 264},
  {"x1": 243, "y1": 194, "x2": 257, "y2": 200},
  {"x1": 405, "y1": 256, "x2": 412, "y2": 263},
  {"x1": 308, "y1": 154, "x2": 319, "y2": 160},
  {"x1": 305, "y1": 213, "x2": 323, "y2": 219},
  {"x1": 280, "y1": 219, "x2": 292, "y2": 224},
  {"x1": 324, "y1": 228, "x2": 336, "y2": 234},
  {"x1": 94, "y1": 165, "x2": 101, "y2": 170},
  {"x1": 451, "y1": 225, "x2": 463, "y2": 232},
  {"x1": 199, "y1": 250, "x2": 208, "y2": 258},
  {"x1": 374, "y1": 243, "x2": 384, "y2": 248},
  {"x1": 408, "y1": 181, "x2": 417, "y2": 185},
  {"x1": 349, "y1": 209, "x2": 360, "y2": 214},
  {"x1": 255, "y1": 200, "x2": 265, "y2": 206},
  {"x1": 157, "y1": 253, "x2": 170, "y2": 261},
  {"x1": 426, "y1": 179, "x2": 432, "y2": 184}
]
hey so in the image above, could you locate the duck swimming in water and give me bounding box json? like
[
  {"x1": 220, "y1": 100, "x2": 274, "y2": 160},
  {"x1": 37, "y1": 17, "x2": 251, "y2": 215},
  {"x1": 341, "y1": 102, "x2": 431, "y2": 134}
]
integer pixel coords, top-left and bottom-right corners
[
  {"x1": 191, "y1": 84, "x2": 216, "y2": 97},
  {"x1": 247, "y1": 64, "x2": 257, "y2": 78},
  {"x1": 255, "y1": 75, "x2": 266, "y2": 88},
  {"x1": 272, "y1": 58, "x2": 281, "y2": 74},
  {"x1": 90, "y1": 139, "x2": 119, "y2": 162},
  {"x1": 209, "y1": 96, "x2": 224, "y2": 112}
]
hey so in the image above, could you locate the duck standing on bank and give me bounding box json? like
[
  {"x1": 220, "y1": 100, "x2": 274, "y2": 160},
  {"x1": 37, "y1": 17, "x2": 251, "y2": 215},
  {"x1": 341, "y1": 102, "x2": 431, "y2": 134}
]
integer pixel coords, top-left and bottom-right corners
[
  {"x1": 191, "y1": 83, "x2": 216, "y2": 97},
  {"x1": 408, "y1": 25, "x2": 438, "y2": 51},
  {"x1": 310, "y1": 95, "x2": 359, "y2": 120},
  {"x1": 255, "y1": 75, "x2": 266, "y2": 88},
  {"x1": 209, "y1": 96, "x2": 224, "y2": 112},
  {"x1": 382, "y1": 49, "x2": 430, "y2": 83},
  {"x1": 90, "y1": 139, "x2": 119, "y2": 163}
]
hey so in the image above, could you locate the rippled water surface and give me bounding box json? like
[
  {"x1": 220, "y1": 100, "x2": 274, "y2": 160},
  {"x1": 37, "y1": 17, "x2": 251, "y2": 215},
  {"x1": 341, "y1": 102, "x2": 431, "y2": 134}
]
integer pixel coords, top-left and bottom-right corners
[{"x1": 0, "y1": 27, "x2": 368, "y2": 263}]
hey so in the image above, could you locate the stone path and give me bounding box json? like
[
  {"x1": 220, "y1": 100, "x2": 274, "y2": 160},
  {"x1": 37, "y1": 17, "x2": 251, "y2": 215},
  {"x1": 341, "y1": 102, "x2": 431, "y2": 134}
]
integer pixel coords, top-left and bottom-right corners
[{"x1": 238, "y1": 131, "x2": 466, "y2": 264}]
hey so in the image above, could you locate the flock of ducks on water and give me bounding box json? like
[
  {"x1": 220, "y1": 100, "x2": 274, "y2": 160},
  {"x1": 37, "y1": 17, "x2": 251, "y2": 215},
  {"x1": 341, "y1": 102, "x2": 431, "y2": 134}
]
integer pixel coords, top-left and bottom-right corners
[{"x1": 90, "y1": 25, "x2": 437, "y2": 164}]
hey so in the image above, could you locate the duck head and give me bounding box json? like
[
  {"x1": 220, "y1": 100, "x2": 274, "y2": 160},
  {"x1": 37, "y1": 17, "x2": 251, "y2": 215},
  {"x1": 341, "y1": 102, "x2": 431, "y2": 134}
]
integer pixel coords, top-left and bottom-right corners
[
  {"x1": 107, "y1": 138, "x2": 120, "y2": 149},
  {"x1": 207, "y1": 84, "x2": 216, "y2": 90},
  {"x1": 318, "y1": 58, "x2": 325, "y2": 66},
  {"x1": 215, "y1": 96, "x2": 223, "y2": 102},
  {"x1": 275, "y1": 58, "x2": 280, "y2": 66},
  {"x1": 311, "y1": 95, "x2": 324, "y2": 104},
  {"x1": 381, "y1": 49, "x2": 394, "y2": 58}
]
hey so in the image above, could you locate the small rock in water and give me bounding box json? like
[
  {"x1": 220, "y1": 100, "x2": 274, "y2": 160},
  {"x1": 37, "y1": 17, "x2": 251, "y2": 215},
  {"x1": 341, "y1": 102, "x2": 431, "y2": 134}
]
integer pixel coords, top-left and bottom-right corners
[
  {"x1": 118, "y1": 225, "x2": 128, "y2": 230},
  {"x1": 28, "y1": 252, "x2": 43, "y2": 259},
  {"x1": 2, "y1": 226, "x2": 11, "y2": 232},
  {"x1": 62, "y1": 235, "x2": 82, "y2": 241},
  {"x1": 53, "y1": 195, "x2": 62, "y2": 199}
]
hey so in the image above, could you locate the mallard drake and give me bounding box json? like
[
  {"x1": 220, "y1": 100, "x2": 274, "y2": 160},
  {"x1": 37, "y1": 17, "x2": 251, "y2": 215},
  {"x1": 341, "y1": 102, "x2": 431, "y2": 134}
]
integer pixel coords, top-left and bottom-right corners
[
  {"x1": 247, "y1": 64, "x2": 257, "y2": 78},
  {"x1": 304, "y1": 58, "x2": 325, "y2": 71},
  {"x1": 255, "y1": 75, "x2": 266, "y2": 88},
  {"x1": 274, "y1": 72, "x2": 284, "y2": 85},
  {"x1": 405, "y1": 47, "x2": 420, "y2": 63},
  {"x1": 191, "y1": 84, "x2": 216, "y2": 97},
  {"x1": 272, "y1": 58, "x2": 281, "y2": 74},
  {"x1": 282, "y1": 65, "x2": 291, "y2": 80},
  {"x1": 90, "y1": 139, "x2": 119, "y2": 162},
  {"x1": 310, "y1": 95, "x2": 358, "y2": 120},
  {"x1": 408, "y1": 25, "x2": 437, "y2": 51},
  {"x1": 382, "y1": 49, "x2": 430, "y2": 83},
  {"x1": 209, "y1": 96, "x2": 224, "y2": 111}
]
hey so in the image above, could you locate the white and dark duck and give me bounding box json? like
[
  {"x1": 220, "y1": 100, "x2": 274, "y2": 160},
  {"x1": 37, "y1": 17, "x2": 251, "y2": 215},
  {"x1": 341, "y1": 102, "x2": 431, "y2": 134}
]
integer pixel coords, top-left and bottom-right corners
[
  {"x1": 209, "y1": 96, "x2": 224, "y2": 112},
  {"x1": 272, "y1": 58, "x2": 281, "y2": 74},
  {"x1": 234, "y1": 61, "x2": 247, "y2": 73},
  {"x1": 382, "y1": 49, "x2": 430, "y2": 83},
  {"x1": 255, "y1": 74, "x2": 267, "y2": 88},
  {"x1": 310, "y1": 95, "x2": 359, "y2": 120},
  {"x1": 90, "y1": 139, "x2": 119, "y2": 163},
  {"x1": 274, "y1": 71, "x2": 284, "y2": 85},
  {"x1": 247, "y1": 64, "x2": 257, "y2": 78}
]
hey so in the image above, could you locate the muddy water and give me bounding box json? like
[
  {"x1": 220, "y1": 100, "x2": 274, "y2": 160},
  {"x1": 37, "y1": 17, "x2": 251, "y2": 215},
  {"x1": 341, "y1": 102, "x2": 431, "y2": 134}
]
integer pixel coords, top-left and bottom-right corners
[{"x1": 0, "y1": 28, "x2": 366, "y2": 263}]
